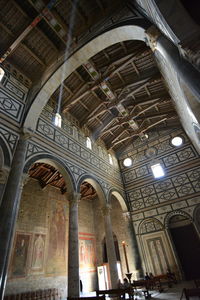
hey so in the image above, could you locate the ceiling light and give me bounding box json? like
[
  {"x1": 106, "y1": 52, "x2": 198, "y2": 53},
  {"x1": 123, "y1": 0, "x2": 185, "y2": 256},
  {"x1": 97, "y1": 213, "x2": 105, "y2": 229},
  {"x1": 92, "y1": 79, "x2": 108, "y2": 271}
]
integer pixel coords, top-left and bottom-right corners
[
  {"x1": 123, "y1": 157, "x2": 133, "y2": 167},
  {"x1": 171, "y1": 136, "x2": 183, "y2": 147}
]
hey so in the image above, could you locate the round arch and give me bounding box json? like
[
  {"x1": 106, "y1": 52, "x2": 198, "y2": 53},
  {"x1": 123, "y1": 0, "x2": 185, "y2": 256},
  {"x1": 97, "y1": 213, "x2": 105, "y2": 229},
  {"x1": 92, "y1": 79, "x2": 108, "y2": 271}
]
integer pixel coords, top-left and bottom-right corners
[
  {"x1": 138, "y1": 217, "x2": 163, "y2": 235},
  {"x1": 77, "y1": 174, "x2": 107, "y2": 206},
  {"x1": 24, "y1": 154, "x2": 75, "y2": 194},
  {"x1": 23, "y1": 25, "x2": 146, "y2": 132},
  {"x1": 108, "y1": 189, "x2": 128, "y2": 212},
  {"x1": 164, "y1": 210, "x2": 192, "y2": 229},
  {"x1": 193, "y1": 204, "x2": 200, "y2": 233},
  {"x1": 0, "y1": 134, "x2": 12, "y2": 167}
]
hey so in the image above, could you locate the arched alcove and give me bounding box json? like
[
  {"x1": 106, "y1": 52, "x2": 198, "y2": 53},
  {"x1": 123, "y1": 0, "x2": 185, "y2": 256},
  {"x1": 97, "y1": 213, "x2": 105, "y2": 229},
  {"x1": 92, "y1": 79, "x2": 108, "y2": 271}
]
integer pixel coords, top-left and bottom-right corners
[
  {"x1": 24, "y1": 155, "x2": 75, "y2": 194},
  {"x1": 138, "y1": 218, "x2": 175, "y2": 276},
  {"x1": 167, "y1": 212, "x2": 200, "y2": 280},
  {"x1": 108, "y1": 189, "x2": 128, "y2": 212},
  {"x1": 7, "y1": 156, "x2": 76, "y2": 294},
  {"x1": 77, "y1": 175, "x2": 107, "y2": 206}
]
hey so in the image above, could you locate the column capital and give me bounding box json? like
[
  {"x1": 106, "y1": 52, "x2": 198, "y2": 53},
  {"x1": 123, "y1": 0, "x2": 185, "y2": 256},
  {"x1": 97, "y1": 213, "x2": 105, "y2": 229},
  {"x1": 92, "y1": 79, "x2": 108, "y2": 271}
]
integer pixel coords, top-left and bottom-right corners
[
  {"x1": 123, "y1": 211, "x2": 131, "y2": 221},
  {"x1": 145, "y1": 25, "x2": 161, "y2": 51},
  {"x1": 68, "y1": 192, "x2": 81, "y2": 204},
  {"x1": 20, "y1": 128, "x2": 34, "y2": 140},
  {"x1": 101, "y1": 204, "x2": 112, "y2": 216}
]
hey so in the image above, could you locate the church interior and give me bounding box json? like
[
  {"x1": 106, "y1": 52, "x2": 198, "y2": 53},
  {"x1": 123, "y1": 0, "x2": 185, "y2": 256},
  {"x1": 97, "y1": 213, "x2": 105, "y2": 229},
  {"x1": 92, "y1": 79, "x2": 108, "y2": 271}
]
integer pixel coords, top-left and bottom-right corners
[{"x1": 0, "y1": 0, "x2": 200, "y2": 299}]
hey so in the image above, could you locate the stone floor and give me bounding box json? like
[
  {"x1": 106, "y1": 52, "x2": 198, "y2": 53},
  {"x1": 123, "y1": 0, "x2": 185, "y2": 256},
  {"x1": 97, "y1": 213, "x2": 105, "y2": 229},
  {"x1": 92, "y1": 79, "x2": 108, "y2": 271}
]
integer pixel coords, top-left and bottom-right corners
[{"x1": 82, "y1": 281, "x2": 198, "y2": 300}]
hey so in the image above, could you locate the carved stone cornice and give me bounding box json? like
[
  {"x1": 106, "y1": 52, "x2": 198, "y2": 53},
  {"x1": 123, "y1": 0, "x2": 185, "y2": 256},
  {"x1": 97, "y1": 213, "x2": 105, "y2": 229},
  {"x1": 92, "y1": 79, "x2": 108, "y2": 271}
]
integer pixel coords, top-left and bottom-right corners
[{"x1": 146, "y1": 26, "x2": 162, "y2": 52}]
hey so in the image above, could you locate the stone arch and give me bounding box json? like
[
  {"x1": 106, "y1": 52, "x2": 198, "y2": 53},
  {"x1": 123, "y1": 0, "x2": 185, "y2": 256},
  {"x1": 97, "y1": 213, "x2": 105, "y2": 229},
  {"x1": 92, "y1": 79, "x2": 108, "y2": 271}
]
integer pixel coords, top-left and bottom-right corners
[
  {"x1": 24, "y1": 153, "x2": 75, "y2": 194},
  {"x1": 193, "y1": 204, "x2": 200, "y2": 233},
  {"x1": 107, "y1": 188, "x2": 128, "y2": 212},
  {"x1": 23, "y1": 24, "x2": 146, "y2": 132},
  {"x1": 139, "y1": 217, "x2": 164, "y2": 235},
  {"x1": 77, "y1": 174, "x2": 107, "y2": 206},
  {"x1": 0, "y1": 133, "x2": 12, "y2": 167},
  {"x1": 164, "y1": 210, "x2": 192, "y2": 229}
]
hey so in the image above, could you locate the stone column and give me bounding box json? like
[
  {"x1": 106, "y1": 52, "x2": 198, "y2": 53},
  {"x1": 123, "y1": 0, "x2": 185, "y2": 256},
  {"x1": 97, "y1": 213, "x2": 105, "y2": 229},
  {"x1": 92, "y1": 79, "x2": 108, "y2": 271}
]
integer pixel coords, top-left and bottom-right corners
[
  {"x1": 68, "y1": 192, "x2": 81, "y2": 298},
  {"x1": 0, "y1": 169, "x2": 9, "y2": 206},
  {"x1": 123, "y1": 212, "x2": 143, "y2": 279},
  {"x1": 146, "y1": 25, "x2": 200, "y2": 102},
  {"x1": 102, "y1": 204, "x2": 119, "y2": 289},
  {"x1": 0, "y1": 134, "x2": 29, "y2": 300}
]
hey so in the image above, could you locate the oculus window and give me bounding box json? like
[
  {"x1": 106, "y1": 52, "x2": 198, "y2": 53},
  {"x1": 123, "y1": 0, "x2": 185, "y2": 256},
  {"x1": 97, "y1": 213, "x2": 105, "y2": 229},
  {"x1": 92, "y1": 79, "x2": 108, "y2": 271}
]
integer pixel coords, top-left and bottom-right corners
[
  {"x1": 123, "y1": 158, "x2": 132, "y2": 167},
  {"x1": 151, "y1": 163, "x2": 165, "y2": 178},
  {"x1": 171, "y1": 136, "x2": 183, "y2": 147}
]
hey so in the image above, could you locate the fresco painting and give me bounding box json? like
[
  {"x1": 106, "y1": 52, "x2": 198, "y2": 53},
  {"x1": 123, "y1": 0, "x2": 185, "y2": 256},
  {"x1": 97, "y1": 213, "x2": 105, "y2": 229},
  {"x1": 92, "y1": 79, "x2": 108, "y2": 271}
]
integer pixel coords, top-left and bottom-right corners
[
  {"x1": 31, "y1": 234, "x2": 45, "y2": 271},
  {"x1": 10, "y1": 233, "x2": 31, "y2": 278},
  {"x1": 79, "y1": 234, "x2": 96, "y2": 271},
  {"x1": 46, "y1": 200, "x2": 67, "y2": 275}
]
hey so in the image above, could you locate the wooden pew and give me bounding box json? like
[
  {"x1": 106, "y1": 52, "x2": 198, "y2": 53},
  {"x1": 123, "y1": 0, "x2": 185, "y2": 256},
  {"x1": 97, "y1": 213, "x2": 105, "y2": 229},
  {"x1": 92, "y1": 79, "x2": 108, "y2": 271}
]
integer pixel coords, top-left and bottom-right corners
[
  {"x1": 153, "y1": 273, "x2": 176, "y2": 288},
  {"x1": 180, "y1": 288, "x2": 200, "y2": 300},
  {"x1": 132, "y1": 280, "x2": 152, "y2": 299},
  {"x1": 96, "y1": 288, "x2": 134, "y2": 299}
]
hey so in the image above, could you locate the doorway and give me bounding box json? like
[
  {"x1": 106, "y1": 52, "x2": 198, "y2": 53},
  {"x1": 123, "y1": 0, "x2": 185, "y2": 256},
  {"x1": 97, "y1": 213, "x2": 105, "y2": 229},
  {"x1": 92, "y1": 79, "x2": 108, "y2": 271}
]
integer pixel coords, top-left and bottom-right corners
[{"x1": 169, "y1": 215, "x2": 200, "y2": 280}]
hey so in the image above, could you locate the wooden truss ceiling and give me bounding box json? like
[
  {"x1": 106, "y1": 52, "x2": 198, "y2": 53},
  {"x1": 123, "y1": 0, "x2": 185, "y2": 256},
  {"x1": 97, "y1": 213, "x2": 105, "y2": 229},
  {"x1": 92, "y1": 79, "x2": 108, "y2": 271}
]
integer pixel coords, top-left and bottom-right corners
[
  {"x1": 29, "y1": 163, "x2": 97, "y2": 199},
  {"x1": 0, "y1": 0, "x2": 122, "y2": 80},
  {"x1": 0, "y1": 0, "x2": 181, "y2": 151},
  {"x1": 51, "y1": 40, "x2": 180, "y2": 151}
]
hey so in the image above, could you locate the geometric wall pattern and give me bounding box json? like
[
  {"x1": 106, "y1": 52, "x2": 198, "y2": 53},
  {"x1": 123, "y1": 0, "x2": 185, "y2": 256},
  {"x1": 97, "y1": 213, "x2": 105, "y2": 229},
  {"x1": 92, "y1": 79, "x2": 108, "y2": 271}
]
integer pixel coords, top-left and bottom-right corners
[
  {"x1": 36, "y1": 118, "x2": 121, "y2": 183},
  {"x1": 128, "y1": 167, "x2": 200, "y2": 211},
  {"x1": 123, "y1": 146, "x2": 197, "y2": 184}
]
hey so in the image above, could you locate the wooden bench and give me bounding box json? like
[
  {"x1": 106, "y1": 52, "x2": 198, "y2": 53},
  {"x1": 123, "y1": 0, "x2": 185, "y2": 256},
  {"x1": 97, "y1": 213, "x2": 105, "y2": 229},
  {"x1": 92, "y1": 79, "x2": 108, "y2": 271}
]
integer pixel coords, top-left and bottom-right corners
[
  {"x1": 96, "y1": 288, "x2": 134, "y2": 299},
  {"x1": 180, "y1": 288, "x2": 200, "y2": 300},
  {"x1": 153, "y1": 273, "x2": 176, "y2": 288},
  {"x1": 132, "y1": 280, "x2": 152, "y2": 299}
]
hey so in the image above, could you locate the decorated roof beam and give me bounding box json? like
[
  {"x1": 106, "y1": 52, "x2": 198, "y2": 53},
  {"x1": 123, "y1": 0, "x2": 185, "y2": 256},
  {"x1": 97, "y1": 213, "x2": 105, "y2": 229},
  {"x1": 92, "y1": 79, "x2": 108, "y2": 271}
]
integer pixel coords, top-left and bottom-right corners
[
  {"x1": 62, "y1": 66, "x2": 159, "y2": 112},
  {"x1": 97, "y1": 98, "x2": 169, "y2": 136},
  {"x1": 110, "y1": 114, "x2": 177, "y2": 148},
  {"x1": 0, "y1": 0, "x2": 60, "y2": 63}
]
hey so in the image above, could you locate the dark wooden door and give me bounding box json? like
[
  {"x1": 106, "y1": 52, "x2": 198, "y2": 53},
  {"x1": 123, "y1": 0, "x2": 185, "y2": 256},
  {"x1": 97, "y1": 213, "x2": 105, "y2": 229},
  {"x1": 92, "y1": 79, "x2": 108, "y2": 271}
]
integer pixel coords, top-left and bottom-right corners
[{"x1": 170, "y1": 224, "x2": 200, "y2": 280}]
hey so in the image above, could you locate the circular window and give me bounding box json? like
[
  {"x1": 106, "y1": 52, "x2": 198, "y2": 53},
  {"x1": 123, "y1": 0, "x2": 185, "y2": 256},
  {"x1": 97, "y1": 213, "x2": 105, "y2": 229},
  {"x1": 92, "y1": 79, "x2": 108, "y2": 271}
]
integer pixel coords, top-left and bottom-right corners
[
  {"x1": 171, "y1": 136, "x2": 183, "y2": 147},
  {"x1": 123, "y1": 157, "x2": 132, "y2": 167}
]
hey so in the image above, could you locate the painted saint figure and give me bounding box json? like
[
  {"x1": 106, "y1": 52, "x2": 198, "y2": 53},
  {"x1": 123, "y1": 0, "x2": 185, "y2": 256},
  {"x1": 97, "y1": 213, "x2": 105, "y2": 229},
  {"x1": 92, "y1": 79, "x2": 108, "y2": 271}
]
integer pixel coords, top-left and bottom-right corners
[{"x1": 32, "y1": 234, "x2": 45, "y2": 269}]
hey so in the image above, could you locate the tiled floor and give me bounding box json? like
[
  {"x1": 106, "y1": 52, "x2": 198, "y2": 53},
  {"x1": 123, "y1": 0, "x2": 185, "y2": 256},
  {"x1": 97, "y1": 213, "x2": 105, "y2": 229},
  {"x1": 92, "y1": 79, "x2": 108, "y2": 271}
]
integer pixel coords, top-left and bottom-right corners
[{"x1": 82, "y1": 281, "x2": 198, "y2": 300}]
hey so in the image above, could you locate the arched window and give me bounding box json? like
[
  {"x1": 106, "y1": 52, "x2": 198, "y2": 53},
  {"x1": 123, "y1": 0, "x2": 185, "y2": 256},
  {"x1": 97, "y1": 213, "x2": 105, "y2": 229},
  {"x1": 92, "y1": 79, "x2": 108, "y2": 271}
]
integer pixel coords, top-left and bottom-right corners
[
  {"x1": 86, "y1": 137, "x2": 92, "y2": 150},
  {"x1": 0, "y1": 68, "x2": 5, "y2": 82},
  {"x1": 108, "y1": 153, "x2": 113, "y2": 165}
]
